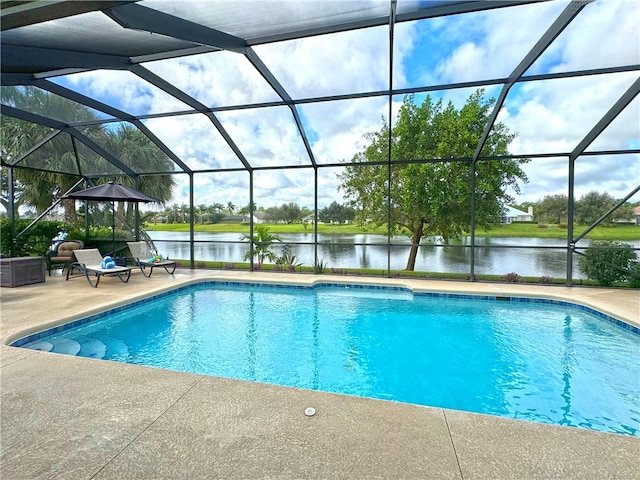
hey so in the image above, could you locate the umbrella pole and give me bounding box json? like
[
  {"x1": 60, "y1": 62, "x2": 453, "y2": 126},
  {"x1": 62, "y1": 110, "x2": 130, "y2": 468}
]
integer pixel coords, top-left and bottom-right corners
[{"x1": 112, "y1": 200, "x2": 116, "y2": 256}]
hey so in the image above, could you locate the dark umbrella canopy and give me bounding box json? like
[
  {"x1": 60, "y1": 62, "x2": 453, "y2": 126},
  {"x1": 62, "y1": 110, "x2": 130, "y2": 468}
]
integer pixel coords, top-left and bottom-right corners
[
  {"x1": 66, "y1": 182, "x2": 159, "y2": 255},
  {"x1": 66, "y1": 182, "x2": 158, "y2": 203}
]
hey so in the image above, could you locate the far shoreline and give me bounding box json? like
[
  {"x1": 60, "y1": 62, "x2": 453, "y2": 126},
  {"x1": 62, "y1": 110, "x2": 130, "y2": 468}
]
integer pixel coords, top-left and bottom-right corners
[{"x1": 143, "y1": 222, "x2": 640, "y2": 242}]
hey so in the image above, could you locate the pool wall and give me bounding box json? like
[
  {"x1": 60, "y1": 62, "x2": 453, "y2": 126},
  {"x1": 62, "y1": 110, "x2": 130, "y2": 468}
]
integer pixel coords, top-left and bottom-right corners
[{"x1": 9, "y1": 280, "x2": 639, "y2": 348}]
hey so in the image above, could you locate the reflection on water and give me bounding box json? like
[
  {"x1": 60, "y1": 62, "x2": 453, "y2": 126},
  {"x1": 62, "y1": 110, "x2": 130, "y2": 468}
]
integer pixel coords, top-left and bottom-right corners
[{"x1": 147, "y1": 231, "x2": 632, "y2": 279}]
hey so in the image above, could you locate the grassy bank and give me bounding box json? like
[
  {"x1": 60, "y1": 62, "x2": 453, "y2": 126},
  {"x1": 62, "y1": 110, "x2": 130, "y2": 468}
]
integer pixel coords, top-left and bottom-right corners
[{"x1": 144, "y1": 222, "x2": 639, "y2": 241}]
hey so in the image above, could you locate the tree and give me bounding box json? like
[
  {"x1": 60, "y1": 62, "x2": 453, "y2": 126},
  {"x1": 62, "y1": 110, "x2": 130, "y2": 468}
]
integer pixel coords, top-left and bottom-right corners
[
  {"x1": 339, "y1": 90, "x2": 528, "y2": 270},
  {"x1": 319, "y1": 201, "x2": 355, "y2": 224},
  {"x1": 0, "y1": 167, "x2": 26, "y2": 218},
  {"x1": 0, "y1": 87, "x2": 103, "y2": 223},
  {"x1": 280, "y1": 202, "x2": 301, "y2": 224},
  {"x1": 611, "y1": 202, "x2": 635, "y2": 223},
  {"x1": 105, "y1": 124, "x2": 175, "y2": 227},
  {"x1": 574, "y1": 191, "x2": 617, "y2": 225},
  {"x1": 536, "y1": 194, "x2": 568, "y2": 224},
  {"x1": 240, "y1": 225, "x2": 282, "y2": 266}
]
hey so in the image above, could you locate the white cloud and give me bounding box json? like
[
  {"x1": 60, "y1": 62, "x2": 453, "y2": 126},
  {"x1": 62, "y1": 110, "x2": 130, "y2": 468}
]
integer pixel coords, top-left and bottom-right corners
[
  {"x1": 255, "y1": 25, "x2": 392, "y2": 98},
  {"x1": 428, "y1": 0, "x2": 640, "y2": 203},
  {"x1": 52, "y1": 0, "x2": 639, "y2": 211}
]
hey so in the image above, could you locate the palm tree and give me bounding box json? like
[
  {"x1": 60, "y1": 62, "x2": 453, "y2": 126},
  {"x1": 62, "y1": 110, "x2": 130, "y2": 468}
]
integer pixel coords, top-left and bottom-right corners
[
  {"x1": 240, "y1": 225, "x2": 282, "y2": 266},
  {"x1": 105, "y1": 124, "x2": 175, "y2": 226},
  {"x1": 226, "y1": 201, "x2": 235, "y2": 215},
  {"x1": 197, "y1": 204, "x2": 208, "y2": 223},
  {"x1": 2, "y1": 89, "x2": 175, "y2": 226},
  {"x1": 1, "y1": 86, "x2": 107, "y2": 224}
]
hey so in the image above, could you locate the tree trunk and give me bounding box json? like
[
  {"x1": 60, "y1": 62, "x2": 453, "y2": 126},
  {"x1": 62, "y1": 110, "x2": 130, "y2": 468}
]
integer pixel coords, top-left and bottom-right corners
[
  {"x1": 405, "y1": 222, "x2": 423, "y2": 271},
  {"x1": 116, "y1": 201, "x2": 126, "y2": 228},
  {"x1": 62, "y1": 198, "x2": 77, "y2": 225},
  {"x1": 0, "y1": 199, "x2": 20, "y2": 219}
]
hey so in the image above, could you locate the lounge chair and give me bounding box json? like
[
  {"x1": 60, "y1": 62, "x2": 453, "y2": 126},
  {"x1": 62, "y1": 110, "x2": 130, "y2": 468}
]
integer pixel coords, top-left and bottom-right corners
[
  {"x1": 127, "y1": 241, "x2": 176, "y2": 277},
  {"x1": 66, "y1": 248, "x2": 132, "y2": 287},
  {"x1": 45, "y1": 240, "x2": 84, "y2": 276}
]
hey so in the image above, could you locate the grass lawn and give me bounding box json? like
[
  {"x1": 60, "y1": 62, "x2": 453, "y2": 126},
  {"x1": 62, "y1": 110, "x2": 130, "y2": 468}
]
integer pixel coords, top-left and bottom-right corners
[{"x1": 144, "y1": 222, "x2": 640, "y2": 241}]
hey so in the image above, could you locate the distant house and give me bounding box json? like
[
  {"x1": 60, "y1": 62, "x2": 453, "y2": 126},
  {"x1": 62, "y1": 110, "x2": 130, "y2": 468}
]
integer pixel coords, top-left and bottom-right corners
[
  {"x1": 221, "y1": 213, "x2": 268, "y2": 224},
  {"x1": 221, "y1": 215, "x2": 249, "y2": 224},
  {"x1": 501, "y1": 206, "x2": 534, "y2": 224},
  {"x1": 253, "y1": 211, "x2": 268, "y2": 224},
  {"x1": 634, "y1": 206, "x2": 640, "y2": 226},
  {"x1": 301, "y1": 214, "x2": 317, "y2": 224}
]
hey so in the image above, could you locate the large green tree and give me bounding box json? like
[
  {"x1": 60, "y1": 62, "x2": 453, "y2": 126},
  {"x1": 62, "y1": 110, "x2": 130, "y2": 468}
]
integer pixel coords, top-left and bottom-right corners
[
  {"x1": 319, "y1": 201, "x2": 355, "y2": 224},
  {"x1": 536, "y1": 194, "x2": 568, "y2": 224},
  {"x1": 574, "y1": 191, "x2": 616, "y2": 225},
  {"x1": 339, "y1": 90, "x2": 528, "y2": 271}
]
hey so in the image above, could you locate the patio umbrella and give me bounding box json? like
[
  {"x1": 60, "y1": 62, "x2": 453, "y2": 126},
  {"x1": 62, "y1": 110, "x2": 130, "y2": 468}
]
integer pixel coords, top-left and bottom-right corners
[{"x1": 66, "y1": 182, "x2": 159, "y2": 255}]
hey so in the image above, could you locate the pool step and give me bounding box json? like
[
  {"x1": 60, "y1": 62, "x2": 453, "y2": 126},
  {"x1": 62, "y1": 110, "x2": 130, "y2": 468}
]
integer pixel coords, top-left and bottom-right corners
[
  {"x1": 78, "y1": 338, "x2": 107, "y2": 359},
  {"x1": 22, "y1": 339, "x2": 54, "y2": 352},
  {"x1": 50, "y1": 338, "x2": 81, "y2": 355},
  {"x1": 95, "y1": 334, "x2": 130, "y2": 359}
]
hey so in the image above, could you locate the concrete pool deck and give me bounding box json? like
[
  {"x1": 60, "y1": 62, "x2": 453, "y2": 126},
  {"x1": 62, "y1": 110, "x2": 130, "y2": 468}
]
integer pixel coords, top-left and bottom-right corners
[{"x1": 1, "y1": 269, "x2": 638, "y2": 479}]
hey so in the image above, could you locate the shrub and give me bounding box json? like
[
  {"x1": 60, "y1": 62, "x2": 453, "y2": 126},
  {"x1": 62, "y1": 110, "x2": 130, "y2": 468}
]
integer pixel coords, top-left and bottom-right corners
[
  {"x1": 578, "y1": 240, "x2": 638, "y2": 286},
  {"x1": 275, "y1": 244, "x2": 302, "y2": 271},
  {"x1": 537, "y1": 224, "x2": 548, "y2": 229},
  {"x1": 538, "y1": 275, "x2": 554, "y2": 284},
  {"x1": 628, "y1": 262, "x2": 640, "y2": 288},
  {"x1": 313, "y1": 258, "x2": 327, "y2": 274},
  {"x1": 0, "y1": 219, "x2": 69, "y2": 257},
  {"x1": 501, "y1": 272, "x2": 523, "y2": 283}
]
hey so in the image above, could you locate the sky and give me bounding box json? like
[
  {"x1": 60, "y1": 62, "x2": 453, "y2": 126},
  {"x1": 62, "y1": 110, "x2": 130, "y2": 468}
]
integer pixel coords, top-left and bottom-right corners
[{"x1": 45, "y1": 0, "x2": 640, "y2": 212}]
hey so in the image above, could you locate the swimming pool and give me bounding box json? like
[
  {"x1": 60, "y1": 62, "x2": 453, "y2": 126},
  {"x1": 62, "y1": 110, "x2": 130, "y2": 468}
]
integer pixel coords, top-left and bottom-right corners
[{"x1": 13, "y1": 281, "x2": 640, "y2": 437}]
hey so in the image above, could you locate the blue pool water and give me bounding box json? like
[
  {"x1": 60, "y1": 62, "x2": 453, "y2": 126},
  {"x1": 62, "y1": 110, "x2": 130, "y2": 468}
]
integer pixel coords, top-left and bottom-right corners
[{"x1": 15, "y1": 282, "x2": 640, "y2": 437}]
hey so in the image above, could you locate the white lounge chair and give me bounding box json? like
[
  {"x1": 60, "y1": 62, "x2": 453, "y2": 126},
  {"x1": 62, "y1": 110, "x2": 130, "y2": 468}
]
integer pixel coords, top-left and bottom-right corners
[
  {"x1": 66, "y1": 248, "x2": 132, "y2": 287},
  {"x1": 127, "y1": 241, "x2": 176, "y2": 277}
]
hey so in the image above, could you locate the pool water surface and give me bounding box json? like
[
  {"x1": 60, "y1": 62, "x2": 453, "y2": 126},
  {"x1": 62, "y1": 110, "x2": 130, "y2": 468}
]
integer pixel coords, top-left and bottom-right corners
[{"x1": 14, "y1": 282, "x2": 640, "y2": 437}]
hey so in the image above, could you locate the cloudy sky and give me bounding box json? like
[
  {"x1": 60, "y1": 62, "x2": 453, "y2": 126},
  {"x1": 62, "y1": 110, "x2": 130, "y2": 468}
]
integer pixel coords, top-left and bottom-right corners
[{"x1": 52, "y1": 0, "x2": 639, "y2": 211}]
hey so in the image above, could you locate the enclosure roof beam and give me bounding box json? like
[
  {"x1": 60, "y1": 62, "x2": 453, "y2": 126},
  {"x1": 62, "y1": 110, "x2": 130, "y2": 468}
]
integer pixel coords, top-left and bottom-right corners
[
  {"x1": 0, "y1": 44, "x2": 131, "y2": 74},
  {"x1": 0, "y1": 72, "x2": 36, "y2": 85},
  {"x1": 104, "y1": 3, "x2": 247, "y2": 53},
  {"x1": 1, "y1": 104, "x2": 67, "y2": 130},
  {"x1": 245, "y1": 47, "x2": 317, "y2": 168},
  {"x1": 508, "y1": 0, "x2": 594, "y2": 84},
  {"x1": 472, "y1": 0, "x2": 591, "y2": 162},
  {"x1": 130, "y1": 64, "x2": 253, "y2": 171},
  {"x1": 132, "y1": 120, "x2": 192, "y2": 174},
  {"x1": 10, "y1": 130, "x2": 63, "y2": 167},
  {"x1": 0, "y1": 104, "x2": 138, "y2": 177},
  {"x1": 67, "y1": 129, "x2": 138, "y2": 178},
  {"x1": 569, "y1": 77, "x2": 640, "y2": 161},
  {"x1": 34, "y1": 79, "x2": 193, "y2": 174},
  {"x1": 34, "y1": 79, "x2": 137, "y2": 122}
]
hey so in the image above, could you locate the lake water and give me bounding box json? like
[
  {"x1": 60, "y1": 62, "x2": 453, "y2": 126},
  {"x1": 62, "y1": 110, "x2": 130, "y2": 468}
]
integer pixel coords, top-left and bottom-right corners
[{"x1": 146, "y1": 231, "x2": 619, "y2": 279}]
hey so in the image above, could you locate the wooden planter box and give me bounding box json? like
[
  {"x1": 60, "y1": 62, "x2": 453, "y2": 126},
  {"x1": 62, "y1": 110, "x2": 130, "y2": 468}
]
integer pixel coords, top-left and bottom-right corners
[{"x1": 0, "y1": 257, "x2": 45, "y2": 287}]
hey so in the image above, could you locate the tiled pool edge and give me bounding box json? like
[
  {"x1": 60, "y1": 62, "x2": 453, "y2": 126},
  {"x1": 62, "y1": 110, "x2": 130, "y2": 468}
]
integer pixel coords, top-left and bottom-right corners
[{"x1": 10, "y1": 280, "x2": 639, "y2": 348}]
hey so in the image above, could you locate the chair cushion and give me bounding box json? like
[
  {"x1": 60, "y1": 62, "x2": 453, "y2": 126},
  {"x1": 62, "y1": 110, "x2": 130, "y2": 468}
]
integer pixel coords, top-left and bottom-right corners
[{"x1": 57, "y1": 242, "x2": 82, "y2": 258}]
